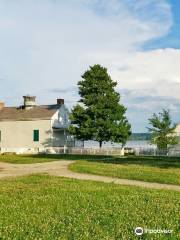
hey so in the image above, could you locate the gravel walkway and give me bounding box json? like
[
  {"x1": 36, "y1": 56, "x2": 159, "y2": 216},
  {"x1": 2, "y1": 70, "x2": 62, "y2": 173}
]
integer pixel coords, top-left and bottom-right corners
[{"x1": 0, "y1": 161, "x2": 180, "y2": 191}]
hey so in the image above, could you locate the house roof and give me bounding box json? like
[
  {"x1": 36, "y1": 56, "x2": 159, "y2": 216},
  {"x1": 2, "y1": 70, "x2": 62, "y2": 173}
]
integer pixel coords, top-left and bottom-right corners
[{"x1": 0, "y1": 105, "x2": 59, "y2": 121}]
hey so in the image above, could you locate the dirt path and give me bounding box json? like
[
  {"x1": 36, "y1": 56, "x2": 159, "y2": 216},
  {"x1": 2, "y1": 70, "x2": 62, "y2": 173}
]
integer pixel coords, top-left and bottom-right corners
[{"x1": 0, "y1": 161, "x2": 180, "y2": 191}]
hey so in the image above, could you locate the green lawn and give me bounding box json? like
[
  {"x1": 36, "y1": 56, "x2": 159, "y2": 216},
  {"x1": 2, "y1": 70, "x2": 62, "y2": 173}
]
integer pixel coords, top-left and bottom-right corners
[
  {"x1": 0, "y1": 175, "x2": 179, "y2": 239},
  {"x1": 0, "y1": 154, "x2": 110, "y2": 164},
  {"x1": 0, "y1": 154, "x2": 63, "y2": 164},
  {"x1": 1, "y1": 154, "x2": 180, "y2": 185},
  {"x1": 69, "y1": 156, "x2": 180, "y2": 185}
]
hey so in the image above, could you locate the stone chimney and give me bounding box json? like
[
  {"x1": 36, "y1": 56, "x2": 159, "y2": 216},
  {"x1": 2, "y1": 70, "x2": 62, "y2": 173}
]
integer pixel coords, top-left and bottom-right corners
[
  {"x1": 23, "y1": 95, "x2": 36, "y2": 109},
  {"x1": 57, "y1": 98, "x2": 64, "y2": 106},
  {"x1": 0, "y1": 102, "x2": 5, "y2": 110}
]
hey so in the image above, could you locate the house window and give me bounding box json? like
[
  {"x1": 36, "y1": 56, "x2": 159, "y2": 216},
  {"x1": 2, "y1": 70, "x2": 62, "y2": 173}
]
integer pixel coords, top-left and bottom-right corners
[
  {"x1": 0, "y1": 131, "x2": 1, "y2": 142},
  {"x1": 33, "y1": 130, "x2": 39, "y2": 142}
]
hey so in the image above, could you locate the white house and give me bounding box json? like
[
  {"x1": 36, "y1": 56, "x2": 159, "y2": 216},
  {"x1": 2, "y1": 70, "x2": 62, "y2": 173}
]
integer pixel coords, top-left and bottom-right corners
[
  {"x1": 168, "y1": 124, "x2": 180, "y2": 156},
  {"x1": 0, "y1": 96, "x2": 74, "y2": 154}
]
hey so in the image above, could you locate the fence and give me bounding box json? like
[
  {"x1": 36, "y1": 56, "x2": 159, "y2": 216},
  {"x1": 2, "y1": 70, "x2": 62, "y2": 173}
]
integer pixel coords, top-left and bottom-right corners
[
  {"x1": 67, "y1": 147, "x2": 124, "y2": 155},
  {"x1": 135, "y1": 148, "x2": 168, "y2": 156},
  {"x1": 1, "y1": 146, "x2": 180, "y2": 157},
  {"x1": 37, "y1": 147, "x2": 125, "y2": 156},
  {"x1": 134, "y1": 147, "x2": 180, "y2": 157},
  {"x1": 44, "y1": 146, "x2": 180, "y2": 157},
  {"x1": 0, "y1": 146, "x2": 124, "y2": 156},
  {"x1": 168, "y1": 148, "x2": 180, "y2": 157}
]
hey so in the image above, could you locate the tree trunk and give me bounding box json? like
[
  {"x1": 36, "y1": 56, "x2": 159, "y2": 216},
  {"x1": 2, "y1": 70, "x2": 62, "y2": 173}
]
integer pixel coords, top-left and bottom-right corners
[{"x1": 99, "y1": 141, "x2": 102, "y2": 148}]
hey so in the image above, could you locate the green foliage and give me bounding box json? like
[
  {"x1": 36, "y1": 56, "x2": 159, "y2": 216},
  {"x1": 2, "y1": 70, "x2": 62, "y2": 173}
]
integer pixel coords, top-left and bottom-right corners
[
  {"x1": 69, "y1": 156, "x2": 180, "y2": 185},
  {"x1": 148, "y1": 109, "x2": 178, "y2": 149},
  {"x1": 0, "y1": 175, "x2": 179, "y2": 239},
  {"x1": 69, "y1": 64, "x2": 131, "y2": 147}
]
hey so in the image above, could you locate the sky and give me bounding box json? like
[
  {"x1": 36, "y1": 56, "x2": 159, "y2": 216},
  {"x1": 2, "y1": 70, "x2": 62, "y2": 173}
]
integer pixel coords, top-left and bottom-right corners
[{"x1": 0, "y1": 0, "x2": 180, "y2": 132}]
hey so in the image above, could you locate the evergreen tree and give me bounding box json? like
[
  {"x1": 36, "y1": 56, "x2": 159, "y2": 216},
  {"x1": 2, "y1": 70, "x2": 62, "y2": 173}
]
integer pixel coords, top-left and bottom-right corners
[
  {"x1": 69, "y1": 64, "x2": 131, "y2": 148},
  {"x1": 148, "y1": 109, "x2": 178, "y2": 149}
]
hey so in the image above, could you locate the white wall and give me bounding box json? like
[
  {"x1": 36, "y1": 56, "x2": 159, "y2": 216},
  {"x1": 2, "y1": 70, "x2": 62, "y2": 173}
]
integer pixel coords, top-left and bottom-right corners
[
  {"x1": 51, "y1": 105, "x2": 70, "y2": 129},
  {"x1": 175, "y1": 124, "x2": 180, "y2": 135},
  {"x1": 0, "y1": 106, "x2": 73, "y2": 153},
  {"x1": 0, "y1": 119, "x2": 52, "y2": 149}
]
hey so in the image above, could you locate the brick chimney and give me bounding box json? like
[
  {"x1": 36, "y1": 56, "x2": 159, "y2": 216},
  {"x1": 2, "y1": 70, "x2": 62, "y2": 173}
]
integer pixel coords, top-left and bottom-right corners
[
  {"x1": 23, "y1": 95, "x2": 36, "y2": 109},
  {"x1": 0, "y1": 102, "x2": 5, "y2": 110},
  {"x1": 57, "y1": 98, "x2": 64, "y2": 106}
]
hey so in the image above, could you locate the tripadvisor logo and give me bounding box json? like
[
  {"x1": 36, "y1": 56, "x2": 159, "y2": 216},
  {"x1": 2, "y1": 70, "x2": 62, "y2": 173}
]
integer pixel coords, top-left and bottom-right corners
[
  {"x1": 134, "y1": 227, "x2": 173, "y2": 236},
  {"x1": 135, "y1": 227, "x2": 143, "y2": 236}
]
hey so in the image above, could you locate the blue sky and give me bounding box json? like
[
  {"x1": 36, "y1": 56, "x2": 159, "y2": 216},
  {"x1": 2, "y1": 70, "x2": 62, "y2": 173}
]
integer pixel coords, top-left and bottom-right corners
[
  {"x1": 144, "y1": 0, "x2": 180, "y2": 49},
  {"x1": 0, "y1": 0, "x2": 180, "y2": 132}
]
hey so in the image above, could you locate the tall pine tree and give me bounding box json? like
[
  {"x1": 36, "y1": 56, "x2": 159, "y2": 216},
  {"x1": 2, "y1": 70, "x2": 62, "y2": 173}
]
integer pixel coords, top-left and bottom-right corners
[{"x1": 69, "y1": 64, "x2": 131, "y2": 148}]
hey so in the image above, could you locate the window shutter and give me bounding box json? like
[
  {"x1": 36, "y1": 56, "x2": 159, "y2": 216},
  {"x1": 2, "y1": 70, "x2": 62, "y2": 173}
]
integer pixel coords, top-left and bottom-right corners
[{"x1": 33, "y1": 130, "x2": 39, "y2": 142}]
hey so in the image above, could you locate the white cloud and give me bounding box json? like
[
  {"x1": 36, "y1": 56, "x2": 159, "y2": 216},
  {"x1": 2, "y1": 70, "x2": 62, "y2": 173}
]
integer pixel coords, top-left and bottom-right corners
[
  {"x1": 0, "y1": 0, "x2": 177, "y2": 130},
  {"x1": 112, "y1": 48, "x2": 180, "y2": 99}
]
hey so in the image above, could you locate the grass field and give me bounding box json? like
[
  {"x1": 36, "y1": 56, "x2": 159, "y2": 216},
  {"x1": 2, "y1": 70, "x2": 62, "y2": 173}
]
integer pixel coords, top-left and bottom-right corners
[
  {"x1": 0, "y1": 154, "x2": 111, "y2": 164},
  {"x1": 0, "y1": 154, "x2": 180, "y2": 185},
  {"x1": 0, "y1": 175, "x2": 179, "y2": 240},
  {"x1": 0, "y1": 154, "x2": 64, "y2": 164},
  {"x1": 69, "y1": 156, "x2": 180, "y2": 185}
]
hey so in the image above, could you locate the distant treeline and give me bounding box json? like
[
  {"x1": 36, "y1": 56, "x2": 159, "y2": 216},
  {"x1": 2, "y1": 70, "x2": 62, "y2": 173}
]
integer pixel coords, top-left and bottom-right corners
[{"x1": 130, "y1": 133, "x2": 151, "y2": 141}]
